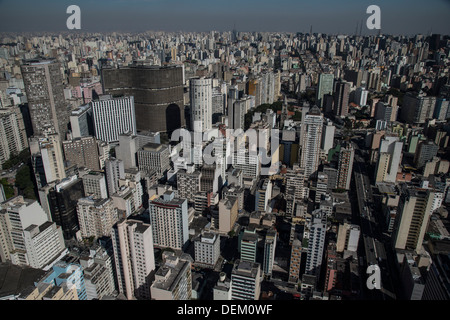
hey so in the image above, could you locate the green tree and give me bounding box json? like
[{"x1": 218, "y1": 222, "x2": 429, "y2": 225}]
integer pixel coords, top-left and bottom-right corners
[
  {"x1": 0, "y1": 178, "x2": 15, "y2": 199},
  {"x1": 15, "y1": 165, "x2": 36, "y2": 199}
]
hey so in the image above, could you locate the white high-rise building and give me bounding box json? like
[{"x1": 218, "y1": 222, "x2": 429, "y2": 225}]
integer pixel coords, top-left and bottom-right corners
[
  {"x1": 190, "y1": 77, "x2": 212, "y2": 132},
  {"x1": 105, "y1": 158, "x2": 125, "y2": 196},
  {"x1": 321, "y1": 121, "x2": 335, "y2": 157},
  {"x1": 0, "y1": 108, "x2": 28, "y2": 170},
  {"x1": 111, "y1": 218, "x2": 156, "y2": 300},
  {"x1": 375, "y1": 136, "x2": 403, "y2": 183},
  {"x1": 305, "y1": 209, "x2": 327, "y2": 277},
  {"x1": 194, "y1": 232, "x2": 220, "y2": 268},
  {"x1": 149, "y1": 191, "x2": 189, "y2": 250},
  {"x1": 91, "y1": 95, "x2": 137, "y2": 143},
  {"x1": 77, "y1": 197, "x2": 118, "y2": 239},
  {"x1": 300, "y1": 106, "x2": 323, "y2": 179},
  {"x1": 354, "y1": 87, "x2": 368, "y2": 106}
]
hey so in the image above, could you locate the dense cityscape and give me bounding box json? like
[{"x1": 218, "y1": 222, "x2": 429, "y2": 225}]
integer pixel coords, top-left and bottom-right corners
[{"x1": 0, "y1": 26, "x2": 449, "y2": 304}]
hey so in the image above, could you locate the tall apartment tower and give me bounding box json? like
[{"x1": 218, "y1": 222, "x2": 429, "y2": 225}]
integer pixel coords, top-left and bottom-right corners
[
  {"x1": 104, "y1": 158, "x2": 125, "y2": 196},
  {"x1": 81, "y1": 171, "x2": 108, "y2": 199},
  {"x1": 0, "y1": 196, "x2": 66, "y2": 269},
  {"x1": 102, "y1": 65, "x2": 185, "y2": 133},
  {"x1": 316, "y1": 73, "x2": 334, "y2": 108},
  {"x1": 148, "y1": 191, "x2": 189, "y2": 250},
  {"x1": 300, "y1": 106, "x2": 323, "y2": 179},
  {"x1": 0, "y1": 107, "x2": 28, "y2": 170},
  {"x1": 176, "y1": 166, "x2": 201, "y2": 203},
  {"x1": 231, "y1": 259, "x2": 262, "y2": 300},
  {"x1": 393, "y1": 184, "x2": 435, "y2": 252},
  {"x1": 336, "y1": 143, "x2": 355, "y2": 190},
  {"x1": 21, "y1": 59, "x2": 70, "y2": 137},
  {"x1": 91, "y1": 95, "x2": 137, "y2": 143},
  {"x1": 77, "y1": 197, "x2": 118, "y2": 239},
  {"x1": 305, "y1": 209, "x2": 327, "y2": 277},
  {"x1": 62, "y1": 136, "x2": 100, "y2": 171},
  {"x1": 374, "y1": 136, "x2": 403, "y2": 183},
  {"x1": 288, "y1": 239, "x2": 302, "y2": 284},
  {"x1": 190, "y1": 77, "x2": 212, "y2": 132},
  {"x1": 111, "y1": 218, "x2": 156, "y2": 300},
  {"x1": 263, "y1": 228, "x2": 277, "y2": 278},
  {"x1": 333, "y1": 80, "x2": 350, "y2": 117}
]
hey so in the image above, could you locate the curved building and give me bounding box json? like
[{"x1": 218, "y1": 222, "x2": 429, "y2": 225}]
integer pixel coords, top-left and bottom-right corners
[{"x1": 101, "y1": 65, "x2": 184, "y2": 133}]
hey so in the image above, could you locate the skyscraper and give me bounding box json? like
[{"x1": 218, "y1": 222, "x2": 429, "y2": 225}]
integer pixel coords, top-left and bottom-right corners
[
  {"x1": 102, "y1": 64, "x2": 185, "y2": 133},
  {"x1": 190, "y1": 77, "x2": 212, "y2": 132},
  {"x1": 21, "y1": 59, "x2": 70, "y2": 137},
  {"x1": 0, "y1": 107, "x2": 28, "y2": 170},
  {"x1": 316, "y1": 73, "x2": 334, "y2": 108},
  {"x1": 91, "y1": 95, "x2": 136, "y2": 143},
  {"x1": 333, "y1": 80, "x2": 350, "y2": 117},
  {"x1": 375, "y1": 136, "x2": 403, "y2": 183},
  {"x1": 305, "y1": 209, "x2": 327, "y2": 277},
  {"x1": 300, "y1": 106, "x2": 323, "y2": 179},
  {"x1": 104, "y1": 158, "x2": 125, "y2": 197},
  {"x1": 336, "y1": 143, "x2": 355, "y2": 190},
  {"x1": 77, "y1": 197, "x2": 118, "y2": 239},
  {"x1": 263, "y1": 228, "x2": 277, "y2": 278},
  {"x1": 111, "y1": 218, "x2": 156, "y2": 300}
]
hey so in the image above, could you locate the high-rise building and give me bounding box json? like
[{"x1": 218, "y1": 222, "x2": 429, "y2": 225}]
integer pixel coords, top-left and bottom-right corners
[
  {"x1": 69, "y1": 104, "x2": 94, "y2": 139},
  {"x1": 190, "y1": 77, "x2": 212, "y2": 132},
  {"x1": 305, "y1": 209, "x2": 327, "y2": 277},
  {"x1": 336, "y1": 222, "x2": 360, "y2": 253},
  {"x1": 104, "y1": 158, "x2": 125, "y2": 197},
  {"x1": 393, "y1": 184, "x2": 435, "y2": 252},
  {"x1": 239, "y1": 227, "x2": 258, "y2": 263},
  {"x1": 137, "y1": 142, "x2": 171, "y2": 179},
  {"x1": 321, "y1": 121, "x2": 335, "y2": 157},
  {"x1": 177, "y1": 166, "x2": 201, "y2": 203},
  {"x1": 316, "y1": 73, "x2": 334, "y2": 108},
  {"x1": 151, "y1": 252, "x2": 192, "y2": 300},
  {"x1": 116, "y1": 133, "x2": 138, "y2": 170},
  {"x1": 228, "y1": 99, "x2": 246, "y2": 130},
  {"x1": 102, "y1": 65, "x2": 185, "y2": 133},
  {"x1": 231, "y1": 259, "x2": 262, "y2": 300},
  {"x1": 91, "y1": 95, "x2": 136, "y2": 143},
  {"x1": 0, "y1": 196, "x2": 66, "y2": 269},
  {"x1": 63, "y1": 136, "x2": 100, "y2": 171},
  {"x1": 194, "y1": 232, "x2": 220, "y2": 268},
  {"x1": 288, "y1": 239, "x2": 302, "y2": 284},
  {"x1": 255, "y1": 178, "x2": 272, "y2": 212},
  {"x1": 300, "y1": 106, "x2": 323, "y2": 179},
  {"x1": 81, "y1": 171, "x2": 108, "y2": 199},
  {"x1": 149, "y1": 191, "x2": 189, "y2": 250},
  {"x1": 400, "y1": 93, "x2": 436, "y2": 124},
  {"x1": 218, "y1": 197, "x2": 238, "y2": 234},
  {"x1": 333, "y1": 80, "x2": 350, "y2": 117},
  {"x1": 414, "y1": 140, "x2": 439, "y2": 169},
  {"x1": 0, "y1": 107, "x2": 28, "y2": 170},
  {"x1": 354, "y1": 87, "x2": 368, "y2": 106},
  {"x1": 263, "y1": 228, "x2": 277, "y2": 278},
  {"x1": 111, "y1": 218, "x2": 156, "y2": 300},
  {"x1": 77, "y1": 197, "x2": 118, "y2": 239},
  {"x1": 21, "y1": 59, "x2": 70, "y2": 137},
  {"x1": 336, "y1": 143, "x2": 355, "y2": 190},
  {"x1": 374, "y1": 136, "x2": 403, "y2": 183}
]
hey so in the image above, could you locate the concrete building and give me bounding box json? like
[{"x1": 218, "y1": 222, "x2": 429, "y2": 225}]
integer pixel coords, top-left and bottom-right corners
[
  {"x1": 213, "y1": 272, "x2": 232, "y2": 300},
  {"x1": 63, "y1": 136, "x2": 100, "y2": 171},
  {"x1": 176, "y1": 166, "x2": 201, "y2": 203},
  {"x1": 218, "y1": 197, "x2": 238, "y2": 234},
  {"x1": 400, "y1": 93, "x2": 436, "y2": 124},
  {"x1": 137, "y1": 143, "x2": 171, "y2": 179},
  {"x1": 239, "y1": 227, "x2": 258, "y2": 263},
  {"x1": 305, "y1": 209, "x2": 327, "y2": 277},
  {"x1": 263, "y1": 228, "x2": 277, "y2": 278},
  {"x1": 104, "y1": 158, "x2": 125, "y2": 197},
  {"x1": 190, "y1": 77, "x2": 212, "y2": 132},
  {"x1": 336, "y1": 222, "x2": 360, "y2": 253},
  {"x1": 21, "y1": 59, "x2": 70, "y2": 137},
  {"x1": 194, "y1": 232, "x2": 220, "y2": 268},
  {"x1": 300, "y1": 106, "x2": 323, "y2": 179},
  {"x1": 149, "y1": 191, "x2": 189, "y2": 250},
  {"x1": 321, "y1": 121, "x2": 335, "y2": 157},
  {"x1": 414, "y1": 140, "x2": 439, "y2": 169},
  {"x1": 288, "y1": 238, "x2": 302, "y2": 284},
  {"x1": 111, "y1": 218, "x2": 156, "y2": 300},
  {"x1": 333, "y1": 80, "x2": 350, "y2": 117},
  {"x1": 255, "y1": 178, "x2": 272, "y2": 212},
  {"x1": 69, "y1": 104, "x2": 94, "y2": 139},
  {"x1": 316, "y1": 73, "x2": 334, "y2": 108},
  {"x1": 0, "y1": 107, "x2": 28, "y2": 170},
  {"x1": 81, "y1": 171, "x2": 108, "y2": 199},
  {"x1": 40, "y1": 261, "x2": 87, "y2": 300},
  {"x1": 336, "y1": 143, "x2": 355, "y2": 190},
  {"x1": 77, "y1": 197, "x2": 118, "y2": 239},
  {"x1": 231, "y1": 259, "x2": 262, "y2": 300},
  {"x1": 150, "y1": 252, "x2": 192, "y2": 300},
  {"x1": 374, "y1": 136, "x2": 403, "y2": 183}
]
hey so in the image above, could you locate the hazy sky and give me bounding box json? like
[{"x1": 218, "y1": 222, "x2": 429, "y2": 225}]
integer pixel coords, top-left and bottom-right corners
[{"x1": 0, "y1": 0, "x2": 449, "y2": 35}]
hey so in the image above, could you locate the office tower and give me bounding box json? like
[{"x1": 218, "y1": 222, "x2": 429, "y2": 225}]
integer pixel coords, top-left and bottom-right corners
[
  {"x1": 81, "y1": 171, "x2": 108, "y2": 199},
  {"x1": 400, "y1": 93, "x2": 436, "y2": 124},
  {"x1": 263, "y1": 228, "x2": 277, "y2": 278},
  {"x1": 354, "y1": 87, "x2": 368, "y2": 106},
  {"x1": 190, "y1": 77, "x2": 212, "y2": 132},
  {"x1": 321, "y1": 121, "x2": 335, "y2": 157},
  {"x1": 239, "y1": 227, "x2": 258, "y2": 263},
  {"x1": 374, "y1": 136, "x2": 403, "y2": 183},
  {"x1": 212, "y1": 89, "x2": 225, "y2": 123},
  {"x1": 69, "y1": 104, "x2": 94, "y2": 139},
  {"x1": 176, "y1": 166, "x2": 201, "y2": 203},
  {"x1": 333, "y1": 80, "x2": 350, "y2": 117},
  {"x1": 79, "y1": 246, "x2": 116, "y2": 300},
  {"x1": 315, "y1": 172, "x2": 328, "y2": 203},
  {"x1": 41, "y1": 261, "x2": 87, "y2": 300},
  {"x1": 149, "y1": 191, "x2": 189, "y2": 250},
  {"x1": 63, "y1": 136, "x2": 100, "y2": 171},
  {"x1": 414, "y1": 140, "x2": 439, "y2": 169},
  {"x1": 47, "y1": 176, "x2": 85, "y2": 240},
  {"x1": 305, "y1": 209, "x2": 327, "y2": 277},
  {"x1": 0, "y1": 196, "x2": 66, "y2": 269},
  {"x1": 111, "y1": 218, "x2": 156, "y2": 300},
  {"x1": 393, "y1": 184, "x2": 435, "y2": 252},
  {"x1": 137, "y1": 143, "x2": 171, "y2": 179},
  {"x1": 230, "y1": 259, "x2": 262, "y2": 300},
  {"x1": 77, "y1": 197, "x2": 118, "y2": 239},
  {"x1": 300, "y1": 106, "x2": 323, "y2": 179},
  {"x1": 102, "y1": 65, "x2": 184, "y2": 133},
  {"x1": 228, "y1": 99, "x2": 246, "y2": 130},
  {"x1": 104, "y1": 158, "x2": 125, "y2": 197},
  {"x1": 336, "y1": 222, "x2": 360, "y2": 253},
  {"x1": 336, "y1": 143, "x2": 355, "y2": 190},
  {"x1": 194, "y1": 232, "x2": 220, "y2": 268},
  {"x1": 29, "y1": 134, "x2": 66, "y2": 185},
  {"x1": 0, "y1": 107, "x2": 28, "y2": 170},
  {"x1": 116, "y1": 133, "x2": 138, "y2": 170},
  {"x1": 288, "y1": 239, "x2": 302, "y2": 284},
  {"x1": 91, "y1": 95, "x2": 136, "y2": 143},
  {"x1": 151, "y1": 252, "x2": 192, "y2": 300},
  {"x1": 21, "y1": 59, "x2": 70, "y2": 137},
  {"x1": 255, "y1": 178, "x2": 272, "y2": 212},
  {"x1": 218, "y1": 197, "x2": 238, "y2": 234},
  {"x1": 316, "y1": 73, "x2": 334, "y2": 107}
]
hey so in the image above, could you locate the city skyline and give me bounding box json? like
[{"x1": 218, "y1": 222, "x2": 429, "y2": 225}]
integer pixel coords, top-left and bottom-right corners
[{"x1": 0, "y1": 0, "x2": 449, "y2": 35}]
